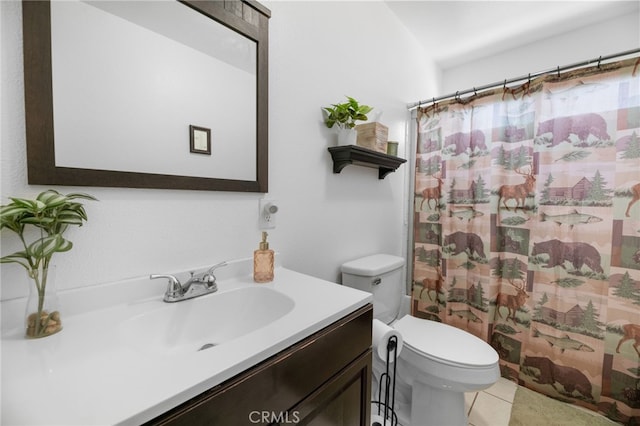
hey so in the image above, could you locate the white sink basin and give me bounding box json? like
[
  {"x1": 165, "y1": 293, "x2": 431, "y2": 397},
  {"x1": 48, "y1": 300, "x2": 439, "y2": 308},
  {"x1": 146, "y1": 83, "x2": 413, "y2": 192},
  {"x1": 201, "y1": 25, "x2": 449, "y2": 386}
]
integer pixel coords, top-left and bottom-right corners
[{"x1": 119, "y1": 286, "x2": 294, "y2": 356}]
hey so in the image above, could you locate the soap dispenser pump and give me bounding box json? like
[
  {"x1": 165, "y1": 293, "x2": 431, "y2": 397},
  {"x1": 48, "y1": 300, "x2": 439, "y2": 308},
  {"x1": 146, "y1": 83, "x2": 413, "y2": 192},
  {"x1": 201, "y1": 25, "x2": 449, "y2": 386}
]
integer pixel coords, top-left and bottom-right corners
[{"x1": 253, "y1": 231, "x2": 274, "y2": 283}]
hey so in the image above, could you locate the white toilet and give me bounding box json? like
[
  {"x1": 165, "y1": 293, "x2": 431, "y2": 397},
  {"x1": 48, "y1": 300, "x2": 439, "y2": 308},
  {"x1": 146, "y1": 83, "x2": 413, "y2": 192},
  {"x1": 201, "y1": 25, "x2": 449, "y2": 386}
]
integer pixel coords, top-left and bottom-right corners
[{"x1": 341, "y1": 254, "x2": 499, "y2": 426}]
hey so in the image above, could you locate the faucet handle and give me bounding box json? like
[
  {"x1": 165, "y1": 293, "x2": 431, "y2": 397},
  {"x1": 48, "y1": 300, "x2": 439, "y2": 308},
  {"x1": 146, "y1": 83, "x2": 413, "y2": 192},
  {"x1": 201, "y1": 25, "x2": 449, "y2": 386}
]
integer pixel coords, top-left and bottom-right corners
[
  {"x1": 202, "y1": 261, "x2": 227, "y2": 290},
  {"x1": 206, "y1": 261, "x2": 228, "y2": 275},
  {"x1": 150, "y1": 274, "x2": 182, "y2": 297}
]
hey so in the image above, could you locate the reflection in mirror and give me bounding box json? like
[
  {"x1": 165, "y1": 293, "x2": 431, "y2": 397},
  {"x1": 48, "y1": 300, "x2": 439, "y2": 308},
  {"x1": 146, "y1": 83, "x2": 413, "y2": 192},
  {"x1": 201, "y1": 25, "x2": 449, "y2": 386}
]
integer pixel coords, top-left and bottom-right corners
[
  {"x1": 52, "y1": 1, "x2": 256, "y2": 180},
  {"x1": 22, "y1": 0, "x2": 270, "y2": 192}
]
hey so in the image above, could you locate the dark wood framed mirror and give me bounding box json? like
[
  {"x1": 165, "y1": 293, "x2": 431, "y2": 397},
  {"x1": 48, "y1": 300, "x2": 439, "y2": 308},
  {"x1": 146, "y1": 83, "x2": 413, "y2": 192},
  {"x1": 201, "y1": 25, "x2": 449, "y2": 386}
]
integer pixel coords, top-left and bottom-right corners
[{"x1": 22, "y1": 0, "x2": 269, "y2": 192}]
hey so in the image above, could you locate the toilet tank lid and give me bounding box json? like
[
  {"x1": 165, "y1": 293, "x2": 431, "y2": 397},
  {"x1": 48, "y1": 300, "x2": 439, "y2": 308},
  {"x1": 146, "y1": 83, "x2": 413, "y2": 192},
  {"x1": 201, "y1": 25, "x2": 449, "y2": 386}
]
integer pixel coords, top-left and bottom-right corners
[{"x1": 341, "y1": 254, "x2": 405, "y2": 276}]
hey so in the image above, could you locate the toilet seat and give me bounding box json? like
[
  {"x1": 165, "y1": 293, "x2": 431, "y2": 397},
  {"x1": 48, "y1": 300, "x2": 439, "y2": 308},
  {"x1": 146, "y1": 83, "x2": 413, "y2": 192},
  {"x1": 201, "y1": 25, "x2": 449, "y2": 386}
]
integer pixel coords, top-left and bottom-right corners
[{"x1": 394, "y1": 315, "x2": 498, "y2": 368}]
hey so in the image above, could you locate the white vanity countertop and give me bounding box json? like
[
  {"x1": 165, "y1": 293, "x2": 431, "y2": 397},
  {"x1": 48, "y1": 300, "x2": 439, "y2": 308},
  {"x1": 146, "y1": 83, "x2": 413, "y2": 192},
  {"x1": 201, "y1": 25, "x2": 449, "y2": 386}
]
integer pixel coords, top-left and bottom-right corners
[{"x1": 1, "y1": 261, "x2": 371, "y2": 426}]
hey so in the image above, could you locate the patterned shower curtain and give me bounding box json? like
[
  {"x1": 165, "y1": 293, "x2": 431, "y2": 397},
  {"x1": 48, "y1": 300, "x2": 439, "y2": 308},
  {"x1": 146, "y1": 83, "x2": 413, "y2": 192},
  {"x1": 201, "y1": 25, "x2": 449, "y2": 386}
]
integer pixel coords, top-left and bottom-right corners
[{"x1": 411, "y1": 57, "x2": 640, "y2": 424}]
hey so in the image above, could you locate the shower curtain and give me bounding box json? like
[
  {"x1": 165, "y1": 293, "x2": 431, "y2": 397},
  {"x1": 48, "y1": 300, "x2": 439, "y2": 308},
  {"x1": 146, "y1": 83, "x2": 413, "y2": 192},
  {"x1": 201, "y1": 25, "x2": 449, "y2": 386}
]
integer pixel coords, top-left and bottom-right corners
[{"x1": 411, "y1": 57, "x2": 640, "y2": 424}]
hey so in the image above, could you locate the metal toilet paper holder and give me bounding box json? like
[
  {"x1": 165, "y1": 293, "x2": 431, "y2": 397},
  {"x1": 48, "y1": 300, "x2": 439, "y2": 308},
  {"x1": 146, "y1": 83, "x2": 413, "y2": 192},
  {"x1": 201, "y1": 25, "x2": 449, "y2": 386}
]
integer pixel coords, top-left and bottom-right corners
[{"x1": 372, "y1": 335, "x2": 399, "y2": 426}]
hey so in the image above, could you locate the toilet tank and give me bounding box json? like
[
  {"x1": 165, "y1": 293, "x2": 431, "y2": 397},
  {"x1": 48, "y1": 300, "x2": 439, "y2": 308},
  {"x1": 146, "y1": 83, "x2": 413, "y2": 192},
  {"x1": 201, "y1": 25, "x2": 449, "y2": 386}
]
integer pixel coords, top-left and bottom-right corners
[{"x1": 341, "y1": 254, "x2": 405, "y2": 324}]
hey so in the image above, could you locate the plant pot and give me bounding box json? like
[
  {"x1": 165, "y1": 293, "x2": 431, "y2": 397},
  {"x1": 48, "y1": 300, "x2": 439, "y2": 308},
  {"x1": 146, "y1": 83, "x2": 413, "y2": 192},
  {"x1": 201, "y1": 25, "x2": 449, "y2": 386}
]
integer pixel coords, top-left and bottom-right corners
[
  {"x1": 337, "y1": 127, "x2": 357, "y2": 146},
  {"x1": 25, "y1": 265, "x2": 62, "y2": 339}
]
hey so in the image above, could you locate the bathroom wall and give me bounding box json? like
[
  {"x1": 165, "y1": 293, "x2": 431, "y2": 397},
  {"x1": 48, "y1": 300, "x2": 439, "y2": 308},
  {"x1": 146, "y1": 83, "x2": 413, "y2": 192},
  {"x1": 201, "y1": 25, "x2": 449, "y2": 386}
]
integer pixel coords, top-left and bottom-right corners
[
  {"x1": 440, "y1": 7, "x2": 640, "y2": 95},
  {"x1": 0, "y1": 1, "x2": 436, "y2": 300}
]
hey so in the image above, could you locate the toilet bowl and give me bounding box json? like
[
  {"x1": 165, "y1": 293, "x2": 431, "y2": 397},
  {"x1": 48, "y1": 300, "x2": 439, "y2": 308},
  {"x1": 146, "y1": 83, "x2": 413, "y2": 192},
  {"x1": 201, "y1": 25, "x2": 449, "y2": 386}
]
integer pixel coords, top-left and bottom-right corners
[
  {"x1": 341, "y1": 254, "x2": 500, "y2": 426},
  {"x1": 394, "y1": 315, "x2": 499, "y2": 425}
]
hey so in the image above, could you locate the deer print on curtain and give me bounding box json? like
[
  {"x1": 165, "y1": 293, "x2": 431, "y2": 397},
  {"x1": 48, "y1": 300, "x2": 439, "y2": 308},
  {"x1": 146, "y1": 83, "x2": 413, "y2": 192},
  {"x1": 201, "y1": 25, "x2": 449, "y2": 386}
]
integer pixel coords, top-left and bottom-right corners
[{"x1": 412, "y1": 57, "x2": 640, "y2": 424}]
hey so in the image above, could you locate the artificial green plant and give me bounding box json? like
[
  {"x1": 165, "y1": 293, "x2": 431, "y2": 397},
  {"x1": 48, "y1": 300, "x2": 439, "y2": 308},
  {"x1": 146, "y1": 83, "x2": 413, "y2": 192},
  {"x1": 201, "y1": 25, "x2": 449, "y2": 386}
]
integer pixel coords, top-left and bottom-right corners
[
  {"x1": 0, "y1": 190, "x2": 96, "y2": 338},
  {"x1": 323, "y1": 96, "x2": 373, "y2": 129}
]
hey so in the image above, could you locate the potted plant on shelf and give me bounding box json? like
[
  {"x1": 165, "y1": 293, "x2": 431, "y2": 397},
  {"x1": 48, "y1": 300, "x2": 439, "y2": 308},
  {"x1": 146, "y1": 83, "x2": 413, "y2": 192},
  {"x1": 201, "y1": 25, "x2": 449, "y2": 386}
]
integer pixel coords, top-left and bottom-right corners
[
  {"x1": 0, "y1": 190, "x2": 96, "y2": 338},
  {"x1": 323, "y1": 96, "x2": 373, "y2": 146}
]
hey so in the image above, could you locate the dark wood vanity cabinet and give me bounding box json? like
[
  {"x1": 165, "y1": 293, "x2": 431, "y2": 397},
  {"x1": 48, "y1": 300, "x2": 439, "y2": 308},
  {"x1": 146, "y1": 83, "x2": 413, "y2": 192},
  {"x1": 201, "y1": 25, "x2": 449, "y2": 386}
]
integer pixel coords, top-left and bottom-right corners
[{"x1": 147, "y1": 304, "x2": 373, "y2": 426}]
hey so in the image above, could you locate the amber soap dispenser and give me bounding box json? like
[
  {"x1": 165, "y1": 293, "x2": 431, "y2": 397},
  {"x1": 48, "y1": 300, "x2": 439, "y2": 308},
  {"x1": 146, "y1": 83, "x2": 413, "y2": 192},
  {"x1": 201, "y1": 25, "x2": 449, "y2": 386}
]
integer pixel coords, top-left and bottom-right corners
[{"x1": 254, "y1": 231, "x2": 274, "y2": 283}]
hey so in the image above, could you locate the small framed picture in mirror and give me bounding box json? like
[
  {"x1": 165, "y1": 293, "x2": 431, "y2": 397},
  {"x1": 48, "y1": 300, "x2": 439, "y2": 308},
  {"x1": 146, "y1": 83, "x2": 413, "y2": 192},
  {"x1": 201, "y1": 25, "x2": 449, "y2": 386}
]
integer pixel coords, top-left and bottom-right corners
[{"x1": 190, "y1": 125, "x2": 211, "y2": 155}]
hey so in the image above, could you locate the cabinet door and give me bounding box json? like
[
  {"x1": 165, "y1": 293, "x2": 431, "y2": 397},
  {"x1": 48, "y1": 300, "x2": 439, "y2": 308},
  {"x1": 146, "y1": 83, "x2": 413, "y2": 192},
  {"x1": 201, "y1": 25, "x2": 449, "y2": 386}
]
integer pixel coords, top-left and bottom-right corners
[{"x1": 289, "y1": 350, "x2": 372, "y2": 426}]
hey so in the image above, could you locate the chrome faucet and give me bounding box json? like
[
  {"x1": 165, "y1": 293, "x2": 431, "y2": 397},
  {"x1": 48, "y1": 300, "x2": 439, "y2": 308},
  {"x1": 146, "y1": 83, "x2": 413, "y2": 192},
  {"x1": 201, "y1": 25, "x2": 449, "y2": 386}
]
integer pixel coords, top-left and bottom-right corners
[{"x1": 150, "y1": 261, "x2": 227, "y2": 302}]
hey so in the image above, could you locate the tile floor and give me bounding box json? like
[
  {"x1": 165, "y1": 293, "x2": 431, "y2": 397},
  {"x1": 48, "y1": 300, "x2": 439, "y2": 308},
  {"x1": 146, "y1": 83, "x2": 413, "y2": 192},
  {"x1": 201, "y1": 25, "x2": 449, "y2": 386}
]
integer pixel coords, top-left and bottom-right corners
[
  {"x1": 389, "y1": 377, "x2": 615, "y2": 426},
  {"x1": 464, "y1": 377, "x2": 517, "y2": 426},
  {"x1": 463, "y1": 378, "x2": 615, "y2": 426}
]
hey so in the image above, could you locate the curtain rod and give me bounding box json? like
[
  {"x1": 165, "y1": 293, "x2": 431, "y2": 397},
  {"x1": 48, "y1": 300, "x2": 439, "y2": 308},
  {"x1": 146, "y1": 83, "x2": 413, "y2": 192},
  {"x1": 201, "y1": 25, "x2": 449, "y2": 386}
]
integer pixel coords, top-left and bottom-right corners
[{"x1": 407, "y1": 48, "x2": 640, "y2": 111}]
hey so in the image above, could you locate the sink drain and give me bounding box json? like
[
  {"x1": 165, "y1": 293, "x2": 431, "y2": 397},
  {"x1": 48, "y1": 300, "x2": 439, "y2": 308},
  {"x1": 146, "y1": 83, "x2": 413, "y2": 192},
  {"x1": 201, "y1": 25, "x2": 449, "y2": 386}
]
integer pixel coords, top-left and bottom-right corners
[{"x1": 198, "y1": 343, "x2": 217, "y2": 351}]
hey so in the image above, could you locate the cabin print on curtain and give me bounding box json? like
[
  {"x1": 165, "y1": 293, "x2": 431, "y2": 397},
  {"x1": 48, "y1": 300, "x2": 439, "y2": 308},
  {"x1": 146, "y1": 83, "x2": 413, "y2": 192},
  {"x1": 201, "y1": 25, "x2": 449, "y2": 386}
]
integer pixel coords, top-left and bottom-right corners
[{"x1": 412, "y1": 58, "x2": 640, "y2": 424}]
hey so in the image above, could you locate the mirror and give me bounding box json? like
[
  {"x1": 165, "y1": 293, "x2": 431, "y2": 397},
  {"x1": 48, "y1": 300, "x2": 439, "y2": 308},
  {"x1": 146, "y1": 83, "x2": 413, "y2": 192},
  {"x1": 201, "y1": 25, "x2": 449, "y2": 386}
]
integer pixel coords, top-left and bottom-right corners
[{"x1": 22, "y1": 0, "x2": 270, "y2": 192}]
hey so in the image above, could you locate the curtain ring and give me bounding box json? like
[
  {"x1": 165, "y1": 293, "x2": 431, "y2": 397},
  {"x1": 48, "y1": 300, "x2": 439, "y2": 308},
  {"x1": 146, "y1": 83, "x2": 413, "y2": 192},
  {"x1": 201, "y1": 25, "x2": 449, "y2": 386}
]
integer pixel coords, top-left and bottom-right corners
[
  {"x1": 503, "y1": 79, "x2": 507, "y2": 90},
  {"x1": 556, "y1": 66, "x2": 560, "y2": 77},
  {"x1": 528, "y1": 73, "x2": 531, "y2": 84},
  {"x1": 473, "y1": 87, "x2": 478, "y2": 96},
  {"x1": 597, "y1": 55, "x2": 602, "y2": 68}
]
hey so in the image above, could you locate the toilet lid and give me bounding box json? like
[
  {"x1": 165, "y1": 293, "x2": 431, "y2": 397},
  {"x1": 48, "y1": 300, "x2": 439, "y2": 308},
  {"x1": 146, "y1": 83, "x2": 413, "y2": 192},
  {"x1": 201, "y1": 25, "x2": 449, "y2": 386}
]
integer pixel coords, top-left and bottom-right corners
[{"x1": 394, "y1": 315, "x2": 498, "y2": 367}]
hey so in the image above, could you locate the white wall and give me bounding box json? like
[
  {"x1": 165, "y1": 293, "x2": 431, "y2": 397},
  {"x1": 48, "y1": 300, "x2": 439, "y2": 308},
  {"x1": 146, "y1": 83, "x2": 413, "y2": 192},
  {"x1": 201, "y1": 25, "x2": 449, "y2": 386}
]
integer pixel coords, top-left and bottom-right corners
[
  {"x1": 266, "y1": 0, "x2": 436, "y2": 283},
  {"x1": 440, "y1": 10, "x2": 640, "y2": 96},
  {"x1": 0, "y1": 0, "x2": 436, "y2": 300}
]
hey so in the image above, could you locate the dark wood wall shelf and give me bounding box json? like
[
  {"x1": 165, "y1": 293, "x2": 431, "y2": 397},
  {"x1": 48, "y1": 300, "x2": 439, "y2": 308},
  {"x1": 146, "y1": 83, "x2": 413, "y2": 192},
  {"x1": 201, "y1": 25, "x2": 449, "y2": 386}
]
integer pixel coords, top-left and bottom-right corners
[{"x1": 328, "y1": 145, "x2": 406, "y2": 179}]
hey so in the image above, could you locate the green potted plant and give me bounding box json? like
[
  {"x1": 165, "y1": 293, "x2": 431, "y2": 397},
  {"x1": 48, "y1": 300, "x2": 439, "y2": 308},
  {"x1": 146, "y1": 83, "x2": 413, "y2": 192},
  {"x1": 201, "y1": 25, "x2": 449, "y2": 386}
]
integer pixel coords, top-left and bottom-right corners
[
  {"x1": 323, "y1": 96, "x2": 373, "y2": 145},
  {"x1": 0, "y1": 190, "x2": 96, "y2": 338}
]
